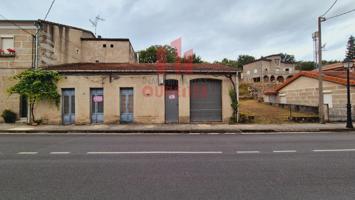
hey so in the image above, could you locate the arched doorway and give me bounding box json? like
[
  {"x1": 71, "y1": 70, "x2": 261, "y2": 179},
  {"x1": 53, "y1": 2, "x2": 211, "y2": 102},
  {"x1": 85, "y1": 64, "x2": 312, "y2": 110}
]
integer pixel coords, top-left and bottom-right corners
[
  {"x1": 263, "y1": 75, "x2": 269, "y2": 82},
  {"x1": 277, "y1": 76, "x2": 284, "y2": 83},
  {"x1": 270, "y1": 75, "x2": 275, "y2": 82}
]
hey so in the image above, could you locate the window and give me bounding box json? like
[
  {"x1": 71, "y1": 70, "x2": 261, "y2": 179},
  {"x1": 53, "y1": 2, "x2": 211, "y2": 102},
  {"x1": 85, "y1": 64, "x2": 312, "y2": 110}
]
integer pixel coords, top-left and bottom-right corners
[
  {"x1": 103, "y1": 44, "x2": 107, "y2": 48},
  {"x1": 275, "y1": 59, "x2": 280, "y2": 65},
  {"x1": 285, "y1": 68, "x2": 290, "y2": 72},
  {"x1": 254, "y1": 69, "x2": 258, "y2": 74},
  {"x1": 110, "y1": 44, "x2": 114, "y2": 48},
  {"x1": 1, "y1": 37, "x2": 14, "y2": 49},
  {"x1": 1, "y1": 36, "x2": 14, "y2": 55},
  {"x1": 246, "y1": 71, "x2": 250, "y2": 75},
  {"x1": 324, "y1": 92, "x2": 333, "y2": 108}
]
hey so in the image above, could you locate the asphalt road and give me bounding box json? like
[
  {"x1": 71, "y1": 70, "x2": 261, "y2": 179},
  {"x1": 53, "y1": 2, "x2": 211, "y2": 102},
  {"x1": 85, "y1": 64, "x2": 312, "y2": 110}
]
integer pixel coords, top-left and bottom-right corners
[{"x1": 1, "y1": 133, "x2": 355, "y2": 200}]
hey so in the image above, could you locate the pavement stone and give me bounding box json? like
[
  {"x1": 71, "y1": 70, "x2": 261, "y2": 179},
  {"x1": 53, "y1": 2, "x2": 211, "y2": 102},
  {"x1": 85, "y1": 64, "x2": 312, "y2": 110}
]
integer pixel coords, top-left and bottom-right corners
[{"x1": 0, "y1": 123, "x2": 353, "y2": 134}]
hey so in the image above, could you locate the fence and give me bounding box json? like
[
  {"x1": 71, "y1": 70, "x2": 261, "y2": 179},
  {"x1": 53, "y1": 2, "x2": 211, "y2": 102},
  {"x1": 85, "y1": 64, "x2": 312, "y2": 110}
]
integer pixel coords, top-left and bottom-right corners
[
  {"x1": 327, "y1": 105, "x2": 355, "y2": 122},
  {"x1": 267, "y1": 103, "x2": 355, "y2": 122}
]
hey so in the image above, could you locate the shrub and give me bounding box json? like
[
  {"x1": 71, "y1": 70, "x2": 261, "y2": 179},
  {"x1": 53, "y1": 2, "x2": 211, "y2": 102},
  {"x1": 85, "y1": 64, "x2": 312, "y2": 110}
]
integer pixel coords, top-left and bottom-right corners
[{"x1": 1, "y1": 109, "x2": 17, "y2": 123}]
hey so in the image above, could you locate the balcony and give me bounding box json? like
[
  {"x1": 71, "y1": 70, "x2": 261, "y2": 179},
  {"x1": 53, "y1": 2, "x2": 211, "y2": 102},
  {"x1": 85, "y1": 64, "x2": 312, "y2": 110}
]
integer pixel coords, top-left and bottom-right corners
[{"x1": 0, "y1": 49, "x2": 16, "y2": 57}]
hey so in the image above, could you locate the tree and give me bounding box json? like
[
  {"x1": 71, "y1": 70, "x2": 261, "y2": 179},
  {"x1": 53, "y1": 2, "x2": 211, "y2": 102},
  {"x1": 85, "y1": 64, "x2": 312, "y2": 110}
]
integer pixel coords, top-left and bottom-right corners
[
  {"x1": 296, "y1": 60, "x2": 340, "y2": 71},
  {"x1": 237, "y1": 55, "x2": 255, "y2": 69},
  {"x1": 296, "y1": 61, "x2": 316, "y2": 71},
  {"x1": 220, "y1": 58, "x2": 239, "y2": 68},
  {"x1": 181, "y1": 54, "x2": 204, "y2": 63},
  {"x1": 346, "y1": 35, "x2": 355, "y2": 60},
  {"x1": 139, "y1": 45, "x2": 204, "y2": 64},
  {"x1": 280, "y1": 53, "x2": 295, "y2": 63},
  {"x1": 215, "y1": 55, "x2": 255, "y2": 70},
  {"x1": 139, "y1": 45, "x2": 178, "y2": 63},
  {"x1": 8, "y1": 69, "x2": 61, "y2": 124}
]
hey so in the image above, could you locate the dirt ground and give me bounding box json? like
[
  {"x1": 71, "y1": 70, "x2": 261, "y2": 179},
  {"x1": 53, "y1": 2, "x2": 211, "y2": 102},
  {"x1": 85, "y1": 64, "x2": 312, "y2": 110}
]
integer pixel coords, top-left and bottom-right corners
[{"x1": 239, "y1": 99, "x2": 317, "y2": 124}]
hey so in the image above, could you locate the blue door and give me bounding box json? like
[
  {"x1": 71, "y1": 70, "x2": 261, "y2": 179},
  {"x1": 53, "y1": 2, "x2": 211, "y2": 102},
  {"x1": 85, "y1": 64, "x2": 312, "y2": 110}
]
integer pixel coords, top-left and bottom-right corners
[
  {"x1": 91, "y1": 88, "x2": 104, "y2": 124},
  {"x1": 120, "y1": 88, "x2": 134, "y2": 123},
  {"x1": 62, "y1": 89, "x2": 75, "y2": 125}
]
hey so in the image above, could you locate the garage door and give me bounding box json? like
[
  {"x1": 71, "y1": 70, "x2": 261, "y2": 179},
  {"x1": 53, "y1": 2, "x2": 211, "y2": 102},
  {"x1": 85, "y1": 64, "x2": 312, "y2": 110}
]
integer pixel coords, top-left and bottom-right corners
[{"x1": 190, "y1": 79, "x2": 222, "y2": 122}]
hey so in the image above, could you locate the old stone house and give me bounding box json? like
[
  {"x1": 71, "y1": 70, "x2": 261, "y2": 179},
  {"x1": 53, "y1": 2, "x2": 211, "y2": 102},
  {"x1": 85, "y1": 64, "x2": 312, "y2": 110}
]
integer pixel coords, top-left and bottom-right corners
[
  {"x1": 0, "y1": 20, "x2": 238, "y2": 124},
  {"x1": 264, "y1": 61, "x2": 355, "y2": 121},
  {"x1": 34, "y1": 63, "x2": 238, "y2": 125},
  {"x1": 0, "y1": 20, "x2": 136, "y2": 122},
  {"x1": 242, "y1": 54, "x2": 298, "y2": 83}
]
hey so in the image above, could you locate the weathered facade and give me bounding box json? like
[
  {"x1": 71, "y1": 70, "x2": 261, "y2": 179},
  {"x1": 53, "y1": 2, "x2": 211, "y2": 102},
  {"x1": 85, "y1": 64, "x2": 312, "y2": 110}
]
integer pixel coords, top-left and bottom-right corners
[
  {"x1": 242, "y1": 54, "x2": 298, "y2": 83},
  {"x1": 35, "y1": 63, "x2": 238, "y2": 125},
  {"x1": 0, "y1": 20, "x2": 37, "y2": 121},
  {"x1": 0, "y1": 20, "x2": 136, "y2": 122},
  {"x1": 81, "y1": 38, "x2": 136, "y2": 63}
]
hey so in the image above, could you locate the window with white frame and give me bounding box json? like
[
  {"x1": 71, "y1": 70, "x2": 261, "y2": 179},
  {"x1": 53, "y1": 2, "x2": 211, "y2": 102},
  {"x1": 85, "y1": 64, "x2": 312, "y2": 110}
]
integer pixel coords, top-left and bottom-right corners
[
  {"x1": 1, "y1": 36, "x2": 14, "y2": 54},
  {"x1": 246, "y1": 70, "x2": 250, "y2": 75},
  {"x1": 254, "y1": 69, "x2": 258, "y2": 74}
]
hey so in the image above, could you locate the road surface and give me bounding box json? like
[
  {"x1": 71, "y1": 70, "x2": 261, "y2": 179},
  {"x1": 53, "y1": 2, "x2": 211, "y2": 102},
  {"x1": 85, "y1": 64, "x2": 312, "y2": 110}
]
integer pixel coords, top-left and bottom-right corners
[{"x1": 0, "y1": 132, "x2": 355, "y2": 200}]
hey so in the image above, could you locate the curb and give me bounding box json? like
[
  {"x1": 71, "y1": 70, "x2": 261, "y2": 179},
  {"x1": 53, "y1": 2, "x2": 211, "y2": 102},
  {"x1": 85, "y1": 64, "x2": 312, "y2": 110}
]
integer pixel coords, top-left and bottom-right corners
[{"x1": 0, "y1": 128, "x2": 353, "y2": 135}]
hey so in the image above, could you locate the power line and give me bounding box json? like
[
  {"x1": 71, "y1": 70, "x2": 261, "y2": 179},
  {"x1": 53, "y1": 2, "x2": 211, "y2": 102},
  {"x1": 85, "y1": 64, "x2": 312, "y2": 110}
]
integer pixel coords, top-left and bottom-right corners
[
  {"x1": 0, "y1": 13, "x2": 35, "y2": 36},
  {"x1": 321, "y1": 0, "x2": 338, "y2": 17},
  {"x1": 326, "y1": 8, "x2": 355, "y2": 20},
  {"x1": 44, "y1": 0, "x2": 56, "y2": 21}
]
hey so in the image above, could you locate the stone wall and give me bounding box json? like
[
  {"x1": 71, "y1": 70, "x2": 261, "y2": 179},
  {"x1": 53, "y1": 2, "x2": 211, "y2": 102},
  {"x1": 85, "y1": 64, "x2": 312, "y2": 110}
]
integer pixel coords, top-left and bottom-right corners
[
  {"x1": 242, "y1": 56, "x2": 297, "y2": 83},
  {"x1": 0, "y1": 23, "x2": 36, "y2": 122},
  {"x1": 278, "y1": 76, "x2": 355, "y2": 122},
  {"x1": 39, "y1": 22, "x2": 95, "y2": 66},
  {"x1": 81, "y1": 40, "x2": 136, "y2": 63}
]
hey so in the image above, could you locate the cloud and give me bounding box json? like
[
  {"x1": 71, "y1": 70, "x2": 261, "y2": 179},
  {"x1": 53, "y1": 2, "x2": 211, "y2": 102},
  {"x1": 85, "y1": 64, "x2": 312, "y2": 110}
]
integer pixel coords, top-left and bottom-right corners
[{"x1": 0, "y1": 0, "x2": 354, "y2": 62}]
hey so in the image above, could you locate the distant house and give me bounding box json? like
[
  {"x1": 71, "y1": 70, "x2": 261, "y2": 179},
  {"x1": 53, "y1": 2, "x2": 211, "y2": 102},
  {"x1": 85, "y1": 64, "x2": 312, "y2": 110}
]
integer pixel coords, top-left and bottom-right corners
[
  {"x1": 264, "y1": 61, "x2": 355, "y2": 121},
  {"x1": 242, "y1": 54, "x2": 298, "y2": 83}
]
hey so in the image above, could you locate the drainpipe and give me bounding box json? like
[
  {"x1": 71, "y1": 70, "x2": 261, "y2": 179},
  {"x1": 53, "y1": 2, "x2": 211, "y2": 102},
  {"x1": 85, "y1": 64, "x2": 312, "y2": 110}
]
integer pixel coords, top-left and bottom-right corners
[
  {"x1": 236, "y1": 71, "x2": 240, "y2": 122},
  {"x1": 34, "y1": 21, "x2": 40, "y2": 69}
]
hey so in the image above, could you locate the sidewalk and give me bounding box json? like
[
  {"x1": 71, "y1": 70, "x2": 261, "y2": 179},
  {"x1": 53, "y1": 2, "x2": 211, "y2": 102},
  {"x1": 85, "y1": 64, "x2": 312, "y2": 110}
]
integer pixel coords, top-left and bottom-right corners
[{"x1": 0, "y1": 123, "x2": 353, "y2": 134}]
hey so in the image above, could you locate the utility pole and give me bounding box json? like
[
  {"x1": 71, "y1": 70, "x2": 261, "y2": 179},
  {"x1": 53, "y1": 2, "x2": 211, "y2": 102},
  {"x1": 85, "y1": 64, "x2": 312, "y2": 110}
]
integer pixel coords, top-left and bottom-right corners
[{"x1": 318, "y1": 16, "x2": 326, "y2": 124}]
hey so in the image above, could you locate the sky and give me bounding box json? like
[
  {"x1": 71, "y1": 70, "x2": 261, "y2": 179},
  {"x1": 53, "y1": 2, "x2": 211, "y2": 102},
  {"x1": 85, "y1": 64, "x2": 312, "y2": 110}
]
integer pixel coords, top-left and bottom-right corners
[{"x1": 1, "y1": 0, "x2": 354, "y2": 62}]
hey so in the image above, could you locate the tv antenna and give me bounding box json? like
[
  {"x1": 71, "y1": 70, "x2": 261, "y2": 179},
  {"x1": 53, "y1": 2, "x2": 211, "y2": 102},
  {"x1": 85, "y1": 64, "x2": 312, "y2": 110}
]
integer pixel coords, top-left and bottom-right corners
[{"x1": 89, "y1": 15, "x2": 105, "y2": 36}]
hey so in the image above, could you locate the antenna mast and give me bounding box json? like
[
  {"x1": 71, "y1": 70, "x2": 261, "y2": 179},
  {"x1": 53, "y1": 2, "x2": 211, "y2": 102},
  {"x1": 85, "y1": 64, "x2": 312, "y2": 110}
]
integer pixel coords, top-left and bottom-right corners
[{"x1": 89, "y1": 15, "x2": 105, "y2": 36}]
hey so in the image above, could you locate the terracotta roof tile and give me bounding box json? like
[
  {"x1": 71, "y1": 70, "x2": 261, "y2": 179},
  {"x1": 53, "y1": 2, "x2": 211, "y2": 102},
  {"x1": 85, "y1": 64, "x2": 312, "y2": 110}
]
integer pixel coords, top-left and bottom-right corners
[
  {"x1": 264, "y1": 70, "x2": 355, "y2": 95},
  {"x1": 314, "y1": 60, "x2": 355, "y2": 71},
  {"x1": 45, "y1": 63, "x2": 239, "y2": 74}
]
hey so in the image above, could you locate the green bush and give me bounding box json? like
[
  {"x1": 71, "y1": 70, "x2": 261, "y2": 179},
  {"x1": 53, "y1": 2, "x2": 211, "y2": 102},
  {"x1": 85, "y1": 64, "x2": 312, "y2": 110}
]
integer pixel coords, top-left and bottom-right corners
[{"x1": 1, "y1": 109, "x2": 17, "y2": 123}]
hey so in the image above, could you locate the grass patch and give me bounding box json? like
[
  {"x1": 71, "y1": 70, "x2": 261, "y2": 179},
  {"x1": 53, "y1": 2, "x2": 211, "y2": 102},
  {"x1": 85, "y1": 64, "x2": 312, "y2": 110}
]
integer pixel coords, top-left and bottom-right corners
[{"x1": 239, "y1": 99, "x2": 317, "y2": 124}]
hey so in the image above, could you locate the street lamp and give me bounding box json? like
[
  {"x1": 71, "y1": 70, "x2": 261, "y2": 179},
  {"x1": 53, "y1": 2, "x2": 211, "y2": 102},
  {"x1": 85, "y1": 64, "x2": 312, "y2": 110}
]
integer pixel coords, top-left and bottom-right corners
[{"x1": 343, "y1": 58, "x2": 354, "y2": 128}]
